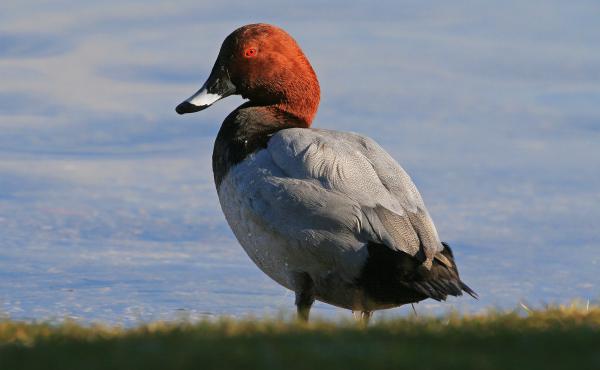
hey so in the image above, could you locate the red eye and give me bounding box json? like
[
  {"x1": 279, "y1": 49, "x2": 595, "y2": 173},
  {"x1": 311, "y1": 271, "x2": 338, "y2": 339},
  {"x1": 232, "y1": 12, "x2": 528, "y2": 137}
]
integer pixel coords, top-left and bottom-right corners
[{"x1": 244, "y1": 47, "x2": 258, "y2": 58}]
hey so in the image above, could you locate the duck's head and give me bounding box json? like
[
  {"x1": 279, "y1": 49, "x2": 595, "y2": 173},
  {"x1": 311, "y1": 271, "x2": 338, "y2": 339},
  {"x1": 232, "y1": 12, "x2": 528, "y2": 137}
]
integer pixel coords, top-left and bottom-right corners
[{"x1": 176, "y1": 23, "x2": 320, "y2": 126}]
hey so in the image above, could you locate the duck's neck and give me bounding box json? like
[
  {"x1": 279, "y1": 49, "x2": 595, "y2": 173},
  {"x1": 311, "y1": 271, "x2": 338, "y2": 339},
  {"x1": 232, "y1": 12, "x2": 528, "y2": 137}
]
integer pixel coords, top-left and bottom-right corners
[
  {"x1": 273, "y1": 76, "x2": 320, "y2": 126},
  {"x1": 212, "y1": 66, "x2": 320, "y2": 188},
  {"x1": 212, "y1": 103, "x2": 310, "y2": 188}
]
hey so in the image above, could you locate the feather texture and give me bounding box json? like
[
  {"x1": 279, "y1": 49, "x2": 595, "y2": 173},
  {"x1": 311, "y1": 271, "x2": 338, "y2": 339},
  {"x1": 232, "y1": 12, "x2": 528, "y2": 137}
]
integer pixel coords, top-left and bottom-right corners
[{"x1": 218, "y1": 128, "x2": 444, "y2": 283}]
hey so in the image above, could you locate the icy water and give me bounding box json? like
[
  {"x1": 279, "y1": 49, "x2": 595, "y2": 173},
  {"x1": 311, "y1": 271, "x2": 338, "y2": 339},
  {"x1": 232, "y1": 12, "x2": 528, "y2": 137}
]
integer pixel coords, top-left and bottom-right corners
[{"x1": 1, "y1": 1, "x2": 599, "y2": 325}]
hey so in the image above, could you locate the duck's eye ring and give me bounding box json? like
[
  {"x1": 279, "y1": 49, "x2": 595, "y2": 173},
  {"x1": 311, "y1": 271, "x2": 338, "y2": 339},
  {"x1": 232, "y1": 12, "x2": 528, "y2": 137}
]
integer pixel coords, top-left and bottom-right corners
[{"x1": 244, "y1": 47, "x2": 258, "y2": 58}]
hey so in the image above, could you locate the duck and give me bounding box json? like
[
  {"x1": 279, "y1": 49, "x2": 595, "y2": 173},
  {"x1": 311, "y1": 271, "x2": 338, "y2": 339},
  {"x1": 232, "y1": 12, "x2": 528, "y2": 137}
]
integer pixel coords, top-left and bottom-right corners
[{"x1": 176, "y1": 23, "x2": 476, "y2": 321}]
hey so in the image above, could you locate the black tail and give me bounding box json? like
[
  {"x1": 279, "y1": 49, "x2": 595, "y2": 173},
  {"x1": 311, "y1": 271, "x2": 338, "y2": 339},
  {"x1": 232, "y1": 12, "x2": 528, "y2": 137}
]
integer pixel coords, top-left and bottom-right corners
[
  {"x1": 360, "y1": 241, "x2": 477, "y2": 305},
  {"x1": 406, "y1": 242, "x2": 478, "y2": 301}
]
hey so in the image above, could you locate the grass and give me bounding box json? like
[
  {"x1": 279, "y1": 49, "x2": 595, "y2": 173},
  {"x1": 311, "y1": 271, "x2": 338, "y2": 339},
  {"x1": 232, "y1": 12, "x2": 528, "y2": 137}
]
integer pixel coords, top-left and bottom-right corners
[{"x1": 1, "y1": 305, "x2": 599, "y2": 370}]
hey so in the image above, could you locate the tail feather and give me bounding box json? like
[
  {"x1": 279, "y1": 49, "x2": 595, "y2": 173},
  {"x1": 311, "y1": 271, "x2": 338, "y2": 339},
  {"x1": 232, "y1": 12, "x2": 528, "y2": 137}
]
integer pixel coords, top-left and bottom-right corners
[
  {"x1": 460, "y1": 281, "x2": 479, "y2": 299},
  {"x1": 401, "y1": 242, "x2": 478, "y2": 301},
  {"x1": 360, "y1": 241, "x2": 477, "y2": 305},
  {"x1": 403, "y1": 277, "x2": 466, "y2": 301}
]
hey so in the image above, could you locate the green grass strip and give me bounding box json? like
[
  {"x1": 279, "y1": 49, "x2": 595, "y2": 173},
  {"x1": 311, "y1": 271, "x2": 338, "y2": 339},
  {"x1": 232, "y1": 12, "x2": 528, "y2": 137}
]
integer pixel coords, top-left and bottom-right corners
[{"x1": 1, "y1": 306, "x2": 599, "y2": 370}]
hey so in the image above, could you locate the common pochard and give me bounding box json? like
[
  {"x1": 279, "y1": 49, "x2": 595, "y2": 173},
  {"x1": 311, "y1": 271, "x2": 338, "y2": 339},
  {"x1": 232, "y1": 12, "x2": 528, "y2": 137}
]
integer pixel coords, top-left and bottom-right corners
[{"x1": 176, "y1": 23, "x2": 476, "y2": 321}]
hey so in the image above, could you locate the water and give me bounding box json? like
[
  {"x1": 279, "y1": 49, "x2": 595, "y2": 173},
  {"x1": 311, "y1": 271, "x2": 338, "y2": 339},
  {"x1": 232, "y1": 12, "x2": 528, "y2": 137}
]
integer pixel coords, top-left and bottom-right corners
[{"x1": 1, "y1": 0, "x2": 599, "y2": 325}]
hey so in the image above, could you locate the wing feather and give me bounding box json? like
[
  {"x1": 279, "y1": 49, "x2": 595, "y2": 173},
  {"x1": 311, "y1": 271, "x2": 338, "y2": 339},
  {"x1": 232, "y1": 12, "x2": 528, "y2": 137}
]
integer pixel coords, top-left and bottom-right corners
[
  {"x1": 220, "y1": 127, "x2": 444, "y2": 284},
  {"x1": 260, "y1": 128, "x2": 443, "y2": 267}
]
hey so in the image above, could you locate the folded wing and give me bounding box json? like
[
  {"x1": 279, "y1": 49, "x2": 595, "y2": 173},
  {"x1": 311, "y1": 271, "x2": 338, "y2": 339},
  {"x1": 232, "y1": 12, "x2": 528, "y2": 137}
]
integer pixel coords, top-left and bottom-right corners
[{"x1": 247, "y1": 128, "x2": 444, "y2": 272}]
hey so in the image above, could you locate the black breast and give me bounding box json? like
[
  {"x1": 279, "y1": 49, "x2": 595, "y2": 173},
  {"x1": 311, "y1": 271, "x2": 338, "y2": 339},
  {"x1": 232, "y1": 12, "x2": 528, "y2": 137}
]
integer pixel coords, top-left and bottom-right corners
[{"x1": 212, "y1": 104, "x2": 307, "y2": 188}]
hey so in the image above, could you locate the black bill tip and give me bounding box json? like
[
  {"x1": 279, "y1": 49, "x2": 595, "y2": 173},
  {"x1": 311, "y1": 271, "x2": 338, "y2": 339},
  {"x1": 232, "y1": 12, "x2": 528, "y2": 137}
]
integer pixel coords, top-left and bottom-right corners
[{"x1": 175, "y1": 101, "x2": 207, "y2": 115}]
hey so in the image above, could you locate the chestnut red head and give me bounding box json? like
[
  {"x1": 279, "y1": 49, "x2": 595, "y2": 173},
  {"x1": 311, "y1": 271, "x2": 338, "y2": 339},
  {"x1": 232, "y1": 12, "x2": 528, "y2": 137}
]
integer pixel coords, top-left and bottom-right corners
[{"x1": 176, "y1": 24, "x2": 320, "y2": 126}]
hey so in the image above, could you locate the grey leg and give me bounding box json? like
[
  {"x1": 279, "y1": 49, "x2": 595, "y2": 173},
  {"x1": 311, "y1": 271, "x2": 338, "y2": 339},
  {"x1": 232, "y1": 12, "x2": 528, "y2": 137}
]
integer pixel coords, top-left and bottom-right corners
[
  {"x1": 352, "y1": 310, "x2": 373, "y2": 325},
  {"x1": 292, "y1": 272, "x2": 315, "y2": 322},
  {"x1": 361, "y1": 311, "x2": 373, "y2": 325}
]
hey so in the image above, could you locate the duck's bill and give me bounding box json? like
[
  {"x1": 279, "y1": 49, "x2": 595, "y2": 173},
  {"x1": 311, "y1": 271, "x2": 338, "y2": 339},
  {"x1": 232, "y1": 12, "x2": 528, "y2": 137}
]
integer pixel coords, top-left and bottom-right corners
[{"x1": 176, "y1": 66, "x2": 236, "y2": 115}]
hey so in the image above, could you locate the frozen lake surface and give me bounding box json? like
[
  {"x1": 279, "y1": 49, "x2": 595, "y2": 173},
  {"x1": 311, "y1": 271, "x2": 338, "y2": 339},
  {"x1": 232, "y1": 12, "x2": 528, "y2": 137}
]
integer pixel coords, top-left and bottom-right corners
[{"x1": 1, "y1": 1, "x2": 599, "y2": 325}]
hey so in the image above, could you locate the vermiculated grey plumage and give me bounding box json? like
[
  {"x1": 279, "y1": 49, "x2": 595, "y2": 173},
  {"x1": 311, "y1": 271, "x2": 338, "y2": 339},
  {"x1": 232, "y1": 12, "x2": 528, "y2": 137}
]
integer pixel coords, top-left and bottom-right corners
[{"x1": 215, "y1": 127, "x2": 476, "y2": 310}]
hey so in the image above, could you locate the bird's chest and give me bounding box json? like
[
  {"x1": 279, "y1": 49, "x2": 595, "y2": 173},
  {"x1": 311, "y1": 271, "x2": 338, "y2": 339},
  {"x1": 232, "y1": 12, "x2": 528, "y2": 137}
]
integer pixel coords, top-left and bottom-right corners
[
  {"x1": 216, "y1": 169, "x2": 298, "y2": 290},
  {"x1": 215, "y1": 165, "x2": 376, "y2": 311}
]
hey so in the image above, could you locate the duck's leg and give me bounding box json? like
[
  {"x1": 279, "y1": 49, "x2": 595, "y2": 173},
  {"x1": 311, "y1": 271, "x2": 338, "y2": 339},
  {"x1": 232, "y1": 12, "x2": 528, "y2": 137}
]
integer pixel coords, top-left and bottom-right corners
[
  {"x1": 292, "y1": 272, "x2": 315, "y2": 322},
  {"x1": 361, "y1": 311, "x2": 373, "y2": 324},
  {"x1": 352, "y1": 310, "x2": 373, "y2": 325}
]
